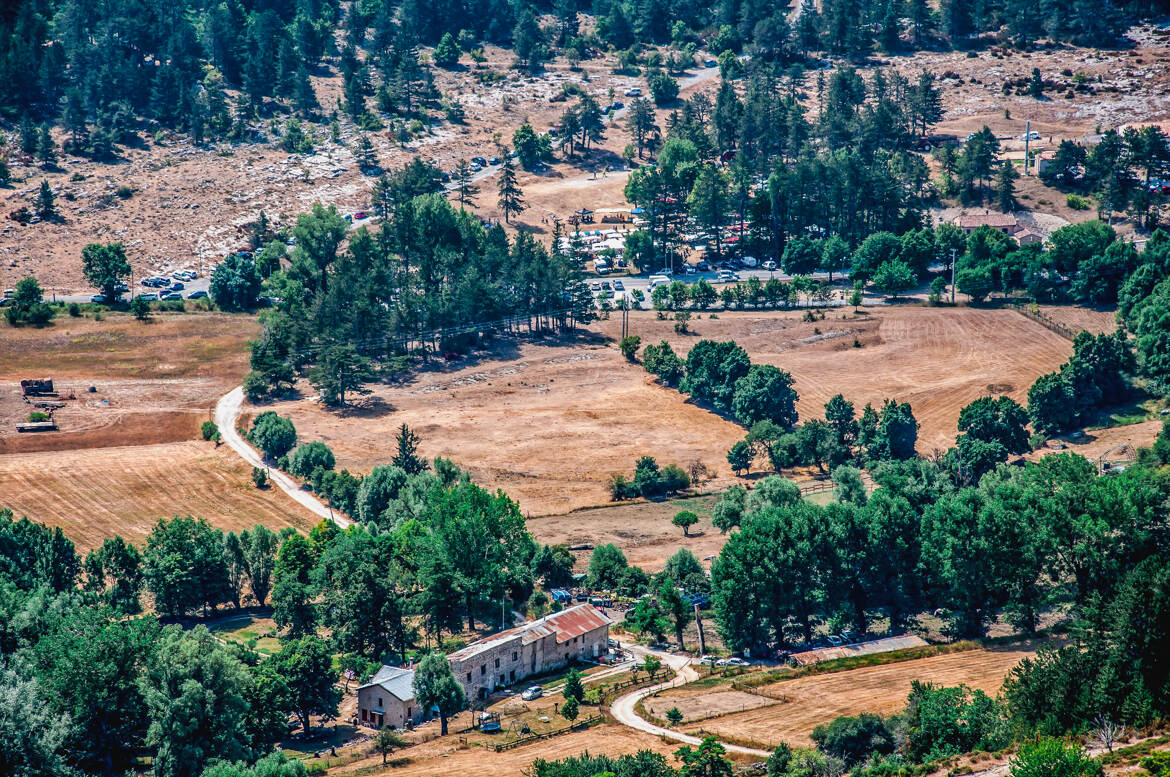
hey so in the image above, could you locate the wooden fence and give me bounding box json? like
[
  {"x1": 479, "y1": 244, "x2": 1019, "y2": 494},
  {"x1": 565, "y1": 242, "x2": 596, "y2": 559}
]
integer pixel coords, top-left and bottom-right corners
[
  {"x1": 491, "y1": 715, "x2": 605, "y2": 751},
  {"x1": 1010, "y1": 303, "x2": 1077, "y2": 341}
]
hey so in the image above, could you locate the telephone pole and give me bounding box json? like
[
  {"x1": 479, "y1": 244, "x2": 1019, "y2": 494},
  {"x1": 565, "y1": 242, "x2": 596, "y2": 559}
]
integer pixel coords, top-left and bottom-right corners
[{"x1": 950, "y1": 248, "x2": 957, "y2": 304}]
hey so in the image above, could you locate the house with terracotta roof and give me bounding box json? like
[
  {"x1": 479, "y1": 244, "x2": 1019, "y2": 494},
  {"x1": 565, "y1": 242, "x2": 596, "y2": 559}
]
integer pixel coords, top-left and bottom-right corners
[
  {"x1": 447, "y1": 603, "x2": 611, "y2": 700},
  {"x1": 356, "y1": 665, "x2": 425, "y2": 730},
  {"x1": 953, "y1": 212, "x2": 1020, "y2": 235}
]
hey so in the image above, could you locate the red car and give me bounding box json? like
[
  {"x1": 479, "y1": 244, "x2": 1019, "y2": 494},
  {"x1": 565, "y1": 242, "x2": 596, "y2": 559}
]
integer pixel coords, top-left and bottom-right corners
[{"x1": 353, "y1": 211, "x2": 368, "y2": 220}]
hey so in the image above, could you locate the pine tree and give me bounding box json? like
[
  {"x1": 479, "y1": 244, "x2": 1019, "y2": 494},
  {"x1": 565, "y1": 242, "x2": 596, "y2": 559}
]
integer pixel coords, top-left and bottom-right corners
[
  {"x1": 909, "y1": 70, "x2": 944, "y2": 137},
  {"x1": 497, "y1": 157, "x2": 525, "y2": 223},
  {"x1": 353, "y1": 134, "x2": 377, "y2": 172},
  {"x1": 454, "y1": 160, "x2": 479, "y2": 210},
  {"x1": 36, "y1": 124, "x2": 55, "y2": 165},
  {"x1": 627, "y1": 97, "x2": 658, "y2": 159},
  {"x1": 908, "y1": 0, "x2": 934, "y2": 46},
  {"x1": 879, "y1": 1, "x2": 901, "y2": 52},
  {"x1": 293, "y1": 64, "x2": 318, "y2": 116},
  {"x1": 996, "y1": 160, "x2": 1017, "y2": 213},
  {"x1": 35, "y1": 180, "x2": 57, "y2": 220}
]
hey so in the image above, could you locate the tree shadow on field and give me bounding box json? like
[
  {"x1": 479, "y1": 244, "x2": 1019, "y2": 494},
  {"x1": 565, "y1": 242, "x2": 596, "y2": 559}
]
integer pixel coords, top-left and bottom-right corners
[{"x1": 334, "y1": 395, "x2": 396, "y2": 418}]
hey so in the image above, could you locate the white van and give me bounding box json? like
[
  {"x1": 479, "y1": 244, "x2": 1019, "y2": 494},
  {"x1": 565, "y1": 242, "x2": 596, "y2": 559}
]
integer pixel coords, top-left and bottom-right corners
[
  {"x1": 648, "y1": 274, "x2": 671, "y2": 288},
  {"x1": 595, "y1": 259, "x2": 611, "y2": 275}
]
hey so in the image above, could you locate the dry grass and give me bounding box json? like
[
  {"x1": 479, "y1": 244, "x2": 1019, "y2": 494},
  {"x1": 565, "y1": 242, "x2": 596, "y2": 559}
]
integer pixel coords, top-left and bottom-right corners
[
  {"x1": 528, "y1": 494, "x2": 722, "y2": 573},
  {"x1": 325, "y1": 722, "x2": 712, "y2": 777},
  {"x1": 0, "y1": 312, "x2": 256, "y2": 454},
  {"x1": 1034, "y1": 305, "x2": 1120, "y2": 336},
  {"x1": 0, "y1": 441, "x2": 316, "y2": 552},
  {"x1": 665, "y1": 643, "x2": 1040, "y2": 748},
  {"x1": 271, "y1": 305, "x2": 1072, "y2": 516}
]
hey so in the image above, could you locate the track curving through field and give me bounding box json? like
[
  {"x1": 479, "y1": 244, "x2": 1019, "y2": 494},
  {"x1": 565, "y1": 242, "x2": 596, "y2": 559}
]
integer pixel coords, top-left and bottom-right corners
[{"x1": 215, "y1": 387, "x2": 348, "y2": 527}]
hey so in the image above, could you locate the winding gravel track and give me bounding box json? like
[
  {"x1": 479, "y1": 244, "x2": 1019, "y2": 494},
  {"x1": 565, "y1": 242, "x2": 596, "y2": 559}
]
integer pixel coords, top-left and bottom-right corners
[{"x1": 214, "y1": 387, "x2": 349, "y2": 527}]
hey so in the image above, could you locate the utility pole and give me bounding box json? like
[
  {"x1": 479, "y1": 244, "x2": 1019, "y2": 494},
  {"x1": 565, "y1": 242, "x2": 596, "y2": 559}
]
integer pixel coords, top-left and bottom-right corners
[
  {"x1": 694, "y1": 603, "x2": 706, "y2": 656},
  {"x1": 950, "y1": 247, "x2": 957, "y2": 304},
  {"x1": 1023, "y1": 120, "x2": 1031, "y2": 176}
]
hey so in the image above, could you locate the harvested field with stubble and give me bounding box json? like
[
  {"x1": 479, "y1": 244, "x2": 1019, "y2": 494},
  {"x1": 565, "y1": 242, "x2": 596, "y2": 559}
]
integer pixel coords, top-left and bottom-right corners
[
  {"x1": 1035, "y1": 305, "x2": 1120, "y2": 336},
  {"x1": 0, "y1": 441, "x2": 316, "y2": 552},
  {"x1": 271, "y1": 305, "x2": 1073, "y2": 516},
  {"x1": 326, "y1": 722, "x2": 730, "y2": 777},
  {"x1": 0, "y1": 311, "x2": 315, "y2": 550},
  {"x1": 0, "y1": 312, "x2": 257, "y2": 454},
  {"x1": 662, "y1": 642, "x2": 1041, "y2": 748}
]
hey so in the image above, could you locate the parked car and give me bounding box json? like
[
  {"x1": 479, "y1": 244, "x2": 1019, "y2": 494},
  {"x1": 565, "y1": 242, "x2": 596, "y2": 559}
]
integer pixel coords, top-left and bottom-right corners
[
  {"x1": 726, "y1": 657, "x2": 750, "y2": 667},
  {"x1": 488, "y1": 156, "x2": 500, "y2": 165},
  {"x1": 600, "y1": 281, "x2": 612, "y2": 291},
  {"x1": 623, "y1": 87, "x2": 642, "y2": 97},
  {"x1": 1021, "y1": 131, "x2": 1042, "y2": 141},
  {"x1": 187, "y1": 290, "x2": 208, "y2": 299},
  {"x1": 684, "y1": 264, "x2": 697, "y2": 274},
  {"x1": 469, "y1": 163, "x2": 482, "y2": 172},
  {"x1": 826, "y1": 635, "x2": 845, "y2": 646},
  {"x1": 714, "y1": 658, "x2": 732, "y2": 666},
  {"x1": 161, "y1": 292, "x2": 183, "y2": 301},
  {"x1": 90, "y1": 294, "x2": 110, "y2": 304},
  {"x1": 696, "y1": 260, "x2": 710, "y2": 271},
  {"x1": 704, "y1": 59, "x2": 718, "y2": 67},
  {"x1": 471, "y1": 156, "x2": 487, "y2": 166},
  {"x1": 354, "y1": 211, "x2": 368, "y2": 220},
  {"x1": 137, "y1": 293, "x2": 159, "y2": 302},
  {"x1": 521, "y1": 686, "x2": 543, "y2": 701},
  {"x1": 169, "y1": 282, "x2": 184, "y2": 291},
  {"x1": 612, "y1": 280, "x2": 625, "y2": 291},
  {"x1": 762, "y1": 260, "x2": 777, "y2": 270},
  {"x1": 590, "y1": 282, "x2": 602, "y2": 291},
  {"x1": 698, "y1": 655, "x2": 718, "y2": 665}
]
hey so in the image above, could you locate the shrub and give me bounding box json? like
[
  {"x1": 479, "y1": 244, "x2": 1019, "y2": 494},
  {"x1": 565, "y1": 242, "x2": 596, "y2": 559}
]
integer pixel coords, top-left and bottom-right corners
[
  {"x1": 27, "y1": 411, "x2": 49, "y2": 422},
  {"x1": 286, "y1": 441, "x2": 336, "y2": 478},
  {"x1": 665, "y1": 707, "x2": 683, "y2": 725},
  {"x1": 252, "y1": 467, "x2": 268, "y2": 488},
  {"x1": 619, "y1": 335, "x2": 641, "y2": 362},
  {"x1": 200, "y1": 420, "x2": 219, "y2": 441},
  {"x1": 1066, "y1": 193, "x2": 1090, "y2": 210},
  {"x1": 248, "y1": 411, "x2": 297, "y2": 459},
  {"x1": 67, "y1": 302, "x2": 81, "y2": 317}
]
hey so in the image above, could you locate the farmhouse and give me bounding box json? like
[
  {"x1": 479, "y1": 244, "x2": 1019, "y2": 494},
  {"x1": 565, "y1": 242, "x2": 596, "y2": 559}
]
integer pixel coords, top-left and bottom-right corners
[
  {"x1": 356, "y1": 665, "x2": 425, "y2": 730},
  {"x1": 953, "y1": 212, "x2": 1020, "y2": 235},
  {"x1": 447, "y1": 603, "x2": 611, "y2": 700}
]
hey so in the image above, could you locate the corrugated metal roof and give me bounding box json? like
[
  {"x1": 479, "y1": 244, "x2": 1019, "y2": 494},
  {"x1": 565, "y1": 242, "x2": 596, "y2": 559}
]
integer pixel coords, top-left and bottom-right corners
[
  {"x1": 357, "y1": 665, "x2": 415, "y2": 701},
  {"x1": 447, "y1": 604, "x2": 611, "y2": 662},
  {"x1": 790, "y1": 634, "x2": 928, "y2": 666}
]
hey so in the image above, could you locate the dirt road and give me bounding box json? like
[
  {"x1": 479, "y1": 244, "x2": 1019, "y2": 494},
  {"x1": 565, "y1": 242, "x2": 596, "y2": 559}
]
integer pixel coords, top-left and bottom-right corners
[
  {"x1": 214, "y1": 387, "x2": 345, "y2": 526},
  {"x1": 608, "y1": 646, "x2": 772, "y2": 758}
]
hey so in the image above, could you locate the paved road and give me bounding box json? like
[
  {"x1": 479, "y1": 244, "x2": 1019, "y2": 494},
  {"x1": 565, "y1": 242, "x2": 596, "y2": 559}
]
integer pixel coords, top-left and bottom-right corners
[
  {"x1": 608, "y1": 646, "x2": 772, "y2": 758},
  {"x1": 214, "y1": 387, "x2": 348, "y2": 526}
]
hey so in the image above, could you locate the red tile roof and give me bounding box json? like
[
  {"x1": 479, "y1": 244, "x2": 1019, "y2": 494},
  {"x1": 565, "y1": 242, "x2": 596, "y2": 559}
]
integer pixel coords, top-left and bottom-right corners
[{"x1": 447, "y1": 604, "x2": 611, "y2": 661}]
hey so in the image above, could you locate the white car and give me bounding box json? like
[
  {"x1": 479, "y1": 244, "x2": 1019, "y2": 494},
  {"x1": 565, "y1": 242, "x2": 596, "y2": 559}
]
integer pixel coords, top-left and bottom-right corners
[
  {"x1": 521, "y1": 686, "x2": 543, "y2": 701},
  {"x1": 624, "y1": 87, "x2": 642, "y2": 97},
  {"x1": 698, "y1": 655, "x2": 718, "y2": 665},
  {"x1": 762, "y1": 260, "x2": 777, "y2": 270},
  {"x1": 1021, "y1": 131, "x2": 1042, "y2": 141},
  {"x1": 726, "y1": 657, "x2": 751, "y2": 667}
]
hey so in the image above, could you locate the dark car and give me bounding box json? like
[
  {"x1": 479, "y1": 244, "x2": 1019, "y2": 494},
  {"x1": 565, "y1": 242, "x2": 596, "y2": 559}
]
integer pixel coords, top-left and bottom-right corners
[
  {"x1": 187, "y1": 290, "x2": 209, "y2": 299},
  {"x1": 696, "y1": 260, "x2": 710, "y2": 271},
  {"x1": 169, "y1": 282, "x2": 184, "y2": 291}
]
